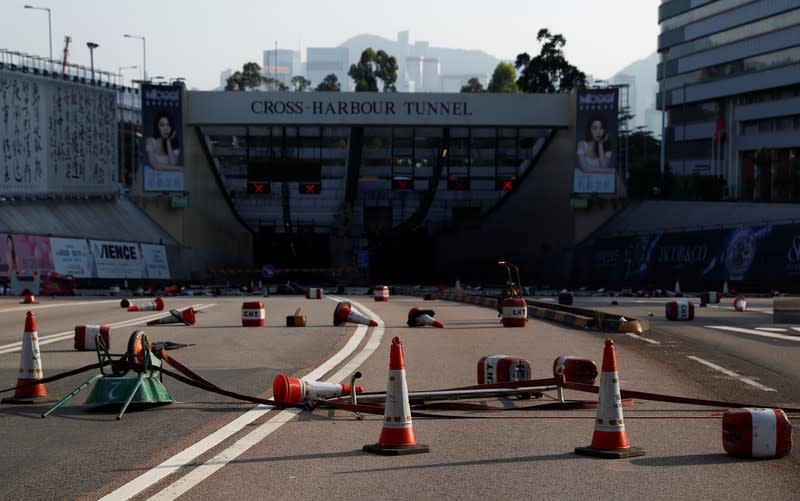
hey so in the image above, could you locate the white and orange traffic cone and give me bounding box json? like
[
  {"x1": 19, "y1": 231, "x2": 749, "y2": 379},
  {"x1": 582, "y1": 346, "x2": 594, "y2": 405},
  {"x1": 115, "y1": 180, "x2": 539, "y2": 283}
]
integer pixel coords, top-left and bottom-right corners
[
  {"x1": 2, "y1": 311, "x2": 48, "y2": 403},
  {"x1": 733, "y1": 296, "x2": 748, "y2": 312},
  {"x1": 333, "y1": 301, "x2": 377, "y2": 327},
  {"x1": 364, "y1": 337, "x2": 429, "y2": 455},
  {"x1": 147, "y1": 307, "x2": 196, "y2": 326},
  {"x1": 21, "y1": 292, "x2": 37, "y2": 304},
  {"x1": 127, "y1": 297, "x2": 165, "y2": 312},
  {"x1": 272, "y1": 374, "x2": 363, "y2": 407},
  {"x1": 673, "y1": 279, "x2": 683, "y2": 297},
  {"x1": 722, "y1": 280, "x2": 731, "y2": 297},
  {"x1": 575, "y1": 338, "x2": 645, "y2": 459},
  {"x1": 406, "y1": 307, "x2": 444, "y2": 328}
]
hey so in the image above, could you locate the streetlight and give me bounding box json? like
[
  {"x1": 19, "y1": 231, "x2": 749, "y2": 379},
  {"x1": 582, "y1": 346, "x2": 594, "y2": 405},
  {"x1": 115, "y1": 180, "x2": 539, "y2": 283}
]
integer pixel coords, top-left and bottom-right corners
[
  {"x1": 118, "y1": 65, "x2": 137, "y2": 86},
  {"x1": 24, "y1": 5, "x2": 52, "y2": 61},
  {"x1": 86, "y1": 42, "x2": 98, "y2": 82},
  {"x1": 123, "y1": 34, "x2": 146, "y2": 82},
  {"x1": 658, "y1": 46, "x2": 670, "y2": 176}
]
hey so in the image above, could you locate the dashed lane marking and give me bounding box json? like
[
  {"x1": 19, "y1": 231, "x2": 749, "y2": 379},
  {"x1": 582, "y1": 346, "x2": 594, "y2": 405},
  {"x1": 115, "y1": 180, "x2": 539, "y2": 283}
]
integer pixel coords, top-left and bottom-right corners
[{"x1": 687, "y1": 355, "x2": 776, "y2": 392}]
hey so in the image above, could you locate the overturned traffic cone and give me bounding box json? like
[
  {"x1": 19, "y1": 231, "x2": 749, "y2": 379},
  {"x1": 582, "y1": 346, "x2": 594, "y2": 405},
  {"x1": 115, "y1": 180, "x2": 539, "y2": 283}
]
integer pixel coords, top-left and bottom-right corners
[
  {"x1": 127, "y1": 297, "x2": 165, "y2": 312},
  {"x1": 733, "y1": 296, "x2": 748, "y2": 312},
  {"x1": 2, "y1": 311, "x2": 48, "y2": 403},
  {"x1": 272, "y1": 374, "x2": 363, "y2": 407},
  {"x1": 120, "y1": 298, "x2": 131, "y2": 308},
  {"x1": 407, "y1": 307, "x2": 443, "y2": 328},
  {"x1": 21, "y1": 292, "x2": 37, "y2": 304},
  {"x1": 575, "y1": 339, "x2": 645, "y2": 459},
  {"x1": 147, "y1": 307, "x2": 196, "y2": 326},
  {"x1": 364, "y1": 336, "x2": 429, "y2": 455},
  {"x1": 333, "y1": 301, "x2": 377, "y2": 327}
]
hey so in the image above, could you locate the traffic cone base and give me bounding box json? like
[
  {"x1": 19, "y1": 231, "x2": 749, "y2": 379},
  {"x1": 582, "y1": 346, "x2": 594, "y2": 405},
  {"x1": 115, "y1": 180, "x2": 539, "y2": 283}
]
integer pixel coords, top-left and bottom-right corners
[
  {"x1": 575, "y1": 444, "x2": 645, "y2": 459},
  {"x1": 363, "y1": 441, "x2": 430, "y2": 456}
]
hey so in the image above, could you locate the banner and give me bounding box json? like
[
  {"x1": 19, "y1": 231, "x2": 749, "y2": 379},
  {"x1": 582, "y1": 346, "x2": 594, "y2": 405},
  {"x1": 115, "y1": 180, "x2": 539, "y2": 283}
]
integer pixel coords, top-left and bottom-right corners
[
  {"x1": 574, "y1": 88, "x2": 619, "y2": 194},
  {"x1": 141, "y1": 84, "x2": 185, "y2": 192},
  {"x1": 0, "y1": 233, "x2": 54, "y2": 278},
  {"x1": 139, "y1": 243, "x2": 171, "y2": 279},
  {"x1": 88, "y1": 239, "x2": 146, "y2": 279},
  {"x1": 50, "y1": 238, "x2": 93, "y2": 278}
]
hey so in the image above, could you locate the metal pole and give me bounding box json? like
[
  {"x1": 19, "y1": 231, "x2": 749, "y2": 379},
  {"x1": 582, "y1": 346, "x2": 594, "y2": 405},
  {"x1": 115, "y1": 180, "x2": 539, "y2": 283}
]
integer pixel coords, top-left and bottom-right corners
[
  {"x1": 46, "y1": 8, "x2": 52, "y2": 62},
  {"x1": 659, "y1": 48, "x2": 669, "y2": 176}
]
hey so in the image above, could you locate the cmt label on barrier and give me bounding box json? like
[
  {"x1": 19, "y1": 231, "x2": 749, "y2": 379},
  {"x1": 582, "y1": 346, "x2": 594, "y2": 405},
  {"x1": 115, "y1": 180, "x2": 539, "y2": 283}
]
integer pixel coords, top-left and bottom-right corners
[{"x1": 242, "y1": 310, "x2": 263, "y2": 318}]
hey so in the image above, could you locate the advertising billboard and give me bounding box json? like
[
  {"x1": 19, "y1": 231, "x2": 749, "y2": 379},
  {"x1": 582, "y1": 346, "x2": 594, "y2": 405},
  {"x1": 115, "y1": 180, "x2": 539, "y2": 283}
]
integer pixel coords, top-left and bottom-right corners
[
  {"x1": 574, "y1": 88, "x2": 619, "y2": 194},
  {"x1": 141, "y1": 83, "x2": 185, "y2": 192}
]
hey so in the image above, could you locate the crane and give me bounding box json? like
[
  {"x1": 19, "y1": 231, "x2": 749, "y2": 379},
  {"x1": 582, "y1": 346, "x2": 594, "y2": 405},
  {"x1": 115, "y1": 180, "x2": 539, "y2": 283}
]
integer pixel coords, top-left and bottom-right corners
[{"x1": 61, "y1": 35, "x2": 71, "y2": 73}]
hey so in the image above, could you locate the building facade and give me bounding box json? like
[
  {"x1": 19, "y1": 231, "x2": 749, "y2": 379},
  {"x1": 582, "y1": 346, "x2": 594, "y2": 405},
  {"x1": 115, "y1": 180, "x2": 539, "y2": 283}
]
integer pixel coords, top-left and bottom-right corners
[{"x1": 658, "y1": 0, "x2": 800, "y2": 202}]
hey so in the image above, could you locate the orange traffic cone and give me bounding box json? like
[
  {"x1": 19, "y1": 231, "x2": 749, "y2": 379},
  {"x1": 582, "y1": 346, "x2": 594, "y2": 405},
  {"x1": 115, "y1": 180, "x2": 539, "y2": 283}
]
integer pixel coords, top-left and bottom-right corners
[
  {"x1": 333, "y1": 301, "x2": 378, "y2": 327},
  {"x1": 147, "y1": 307, "x2": 196, "y2": 326},
  {"x1": 2, "y1": 311, "x2": 48, "y2": 403},
  {"x1": 127, "y1": 297, "x2": 165, "y2": 312},
  {"x1": 575, "y1": 339, "x2": 645, "y2": 459},
  {"x1": 407, "y1": 307, "x2": 444, "y2": 328},
  {"x1": 673, "y1": 279, "x2": 683, "y2": 297},
  {"x1": 272, "y1": 374, "x2": 363, "y2": 407},
  {"x1": 364, "y1": 336, "x2": 429, "y2": 455},
  {"x1": 21, "y1": 292, "x2": 37, "y2": 304}
]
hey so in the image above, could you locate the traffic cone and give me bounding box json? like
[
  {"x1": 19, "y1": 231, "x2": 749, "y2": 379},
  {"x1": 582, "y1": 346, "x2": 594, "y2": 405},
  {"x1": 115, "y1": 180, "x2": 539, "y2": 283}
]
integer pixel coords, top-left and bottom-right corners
[
  {"x1": 722, "y1": 280, "x2": 730, "y2": 297},
  {"x1": 120, "y1": 298, "x2": 131, "y2": 308},
  {"x1": 333, "y1": 301, "x2": 377, "y2": 327},
  {"x1": 147, "y1": 307, "x2": 196, "y2": 326},
  {"x1": 407, "y1": 307, "x2": 444, "y2": 328},
  {"x1": 673, "y1": 279, "x2": 682, "y2": 297},
  {"x1": 575, "y1": 339, "x2": 645, "y2": 459},
  {"x1": 127, "y1": 297, "x2": 165, "y2": 312},
  {"x1": 21, "y1": 292, "x2": 37, "y2": 304},
  {"x1": 272, "y1": 374, "x2": 363, "y2": 406},
  {"x1": 733, "y1": 296, "x2": 748, "y2": 312},
  {"x1": 364, "y1": 336, "x2": 429, "y2": 455},
  {"x1": 2, "y1": 311, "x2": 48, "y2": 403}
]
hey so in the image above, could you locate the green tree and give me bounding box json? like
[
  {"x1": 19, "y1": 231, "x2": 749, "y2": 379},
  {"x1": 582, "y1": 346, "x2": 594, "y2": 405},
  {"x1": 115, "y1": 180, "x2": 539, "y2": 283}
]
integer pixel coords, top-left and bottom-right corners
[
  {"x1": 291, "y1": 75, "x2": 312, "y2": 92},
  {"x1": 225, "y1": 62, "x2": 266, "y2": 91},
  {"x1": 488, "y1": 62, "x2": 519, "y2": 93},
  {"x1": 348, "y1": 48, "x2": 398, "y2": 92},
  {"x1": 515, "y1": 29, "x2": 586, "y2": 93},
  {"x1": 460, "y1": 77, "x2": 485, "y2": 93},
  {"x1": 315, "y1": 73, "x2": 341, "y2": 92}
]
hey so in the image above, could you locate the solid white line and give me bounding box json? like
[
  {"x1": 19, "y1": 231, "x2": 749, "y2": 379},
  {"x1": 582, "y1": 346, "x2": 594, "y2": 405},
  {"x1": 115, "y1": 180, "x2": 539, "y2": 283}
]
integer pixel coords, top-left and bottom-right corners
[
  {"x1": 706, "y1": 325, "x2": 800, "y2": 342},
  {"x1": 686, "y1": 355, "x2": 776, "y2": 392},
  {"x1": 0, "y1": 304, "x2": 215, "y2": 355},
  {"x1": 0, "y1": 299, "x2": 121, "y2": 314},
  {"x1": 99, "y1": 297, "x2": 379, "y2": 501},
  {"x1": 624, "y1": 332, "x2": 660, "y2": 344},
  {"x1": 755, "y1": 327, "x2": 788, "y2": 332},
  {"x1": 147, "y1": 298, "x2": 386, "y2": 500},
  {"x1": 793, "y1": 327, "x2": 800, "y2": 333}
]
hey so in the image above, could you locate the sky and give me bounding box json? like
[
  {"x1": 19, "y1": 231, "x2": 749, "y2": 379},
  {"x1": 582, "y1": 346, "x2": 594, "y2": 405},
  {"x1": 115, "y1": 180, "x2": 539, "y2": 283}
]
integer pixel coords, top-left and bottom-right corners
[{"x1": 1, "y1": 0, "x2": 661, "y2": 90}]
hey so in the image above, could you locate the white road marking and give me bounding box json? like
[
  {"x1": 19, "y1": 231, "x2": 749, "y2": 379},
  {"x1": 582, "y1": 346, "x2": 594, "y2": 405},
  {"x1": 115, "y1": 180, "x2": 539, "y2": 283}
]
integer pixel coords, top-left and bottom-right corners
[
  {"x1": 0, "y1": 304, "x2": 215, "y2": 355},
  {"x1": 755, "y1": 327, "x2": 788, "y2": 332},
  {"x1": 793, "y1": 327, "x2": 800, "y2": 333},
  {"x1": 706, "y1": 325, "x2": 800, "y2": 342},
  {"x1": 624, "y1": 332, "x2": 660, "y2": 344},
  {"x1": 0, "y1": 299, "x2": 121, "y2": 314},
  {"x1": 100, "y1": 297, "x2": 383, "y2": 501},
  {"x1": 686, "y1": 355, "x2": 776, "y2": 392}
]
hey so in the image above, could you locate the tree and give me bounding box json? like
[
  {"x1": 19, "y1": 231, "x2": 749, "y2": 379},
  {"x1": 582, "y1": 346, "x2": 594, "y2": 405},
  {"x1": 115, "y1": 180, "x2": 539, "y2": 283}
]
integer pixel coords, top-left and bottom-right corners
[
  {"x1": 460, "y1": 77, "x2": 485, "y2": 93},
  {"x1": 487, "y1": 62, "x2": 519, "y2": 93},
  {"x1": 315, "y1": 73, "x2": 341, "y2": 92},
  {"x1": 225, "y1": 62, "x2": 266, "y2": 91},
  {"x1": 291, "y1": 75, "x2": 312, "y2": 92},
  {"x1": 515, "y1": 29, "x2": 586, "y2": 93},
  {"x1": 348, "y1": 48, "x2": 398, "y2": 92},
  {"x1": 264, "y1": 77, "x2": 288, "y2": 91}
]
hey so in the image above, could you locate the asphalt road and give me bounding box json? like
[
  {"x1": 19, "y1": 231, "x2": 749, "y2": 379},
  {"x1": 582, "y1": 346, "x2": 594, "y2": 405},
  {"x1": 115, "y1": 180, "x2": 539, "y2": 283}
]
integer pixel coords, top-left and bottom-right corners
[{"x1": 0, "y1": 292, "x2": 797, "y2": 500}]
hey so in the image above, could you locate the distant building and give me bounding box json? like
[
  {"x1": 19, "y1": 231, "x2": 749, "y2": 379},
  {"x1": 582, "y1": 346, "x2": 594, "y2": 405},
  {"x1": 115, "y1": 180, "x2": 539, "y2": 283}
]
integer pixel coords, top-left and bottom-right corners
[
  {"x1": 658, "y1": 0, "x2": 800, "y2": 201},
  {"x1": 306, "y1": 47, "x2": 351, "y2": 91},
  {"x1": 263, "y1": 49, "x2": 301, "y2": 88},
  {"x1": 218, "y1": 69, "x2": 233, "y2": 90}
]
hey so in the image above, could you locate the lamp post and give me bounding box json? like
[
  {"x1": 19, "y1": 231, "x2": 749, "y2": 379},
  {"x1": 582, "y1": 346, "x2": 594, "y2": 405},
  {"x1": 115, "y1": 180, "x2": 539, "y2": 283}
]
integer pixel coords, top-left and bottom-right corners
[
  {"x1": 658, "y1": 47, "x2": 670, "y2": 176},
  {"x1": 118, "y1": 65, "x2": 137, "y2": 86},
  {"x1": 123, "y1": 34, "x2": 147, "y2": 82},
  {"x1": 24, "y1": 5, "x2": 52, "y2": 61},
  {"x1": 86, "y1": 42, "x2": 98, "y2": 82}
]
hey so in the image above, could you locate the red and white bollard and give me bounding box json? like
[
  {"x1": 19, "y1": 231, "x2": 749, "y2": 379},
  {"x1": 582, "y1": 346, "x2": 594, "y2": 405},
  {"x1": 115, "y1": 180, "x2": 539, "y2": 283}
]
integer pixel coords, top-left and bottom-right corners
[
  {"x1": 500, "y1": 297, "x2": 527, "y2": 327},
  {"x1": 373, "y1": 285, "x2": 390, "y2": 302},
  {"x1": 241, "y1": 301, "x2": 266, "y2": 327}
]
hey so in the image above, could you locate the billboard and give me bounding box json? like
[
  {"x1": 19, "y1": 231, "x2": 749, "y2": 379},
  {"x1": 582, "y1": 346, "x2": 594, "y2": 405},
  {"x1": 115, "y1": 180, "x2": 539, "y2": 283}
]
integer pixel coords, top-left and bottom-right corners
[
  {"x1": 141, "y1": 84, "x2": 184, "y2": 192},
  {"x1": 1, "y1": 233, "x2": 170, "y2": 280},
  {"x1": 574, "y1": 88, "x2": 619, "y2": 194}
]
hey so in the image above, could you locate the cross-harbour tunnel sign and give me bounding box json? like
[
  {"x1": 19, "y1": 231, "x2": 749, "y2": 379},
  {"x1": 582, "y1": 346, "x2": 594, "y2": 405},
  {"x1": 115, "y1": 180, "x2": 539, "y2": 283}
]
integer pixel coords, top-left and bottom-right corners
[{"x1": 186, "y1": 91, "x2": 570, "y2": 127}]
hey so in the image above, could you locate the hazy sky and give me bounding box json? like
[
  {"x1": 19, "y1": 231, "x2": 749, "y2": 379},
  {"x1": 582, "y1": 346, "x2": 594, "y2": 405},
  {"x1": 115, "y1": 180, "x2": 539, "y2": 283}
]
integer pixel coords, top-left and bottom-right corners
[{"x1": 2, "y1": 0, "x2": 661, "y2": 90}]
